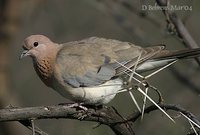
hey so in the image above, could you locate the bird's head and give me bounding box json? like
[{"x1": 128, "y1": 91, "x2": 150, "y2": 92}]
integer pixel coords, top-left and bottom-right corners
[{"x1": 20, "y1": 35, "x2": 55, "y2": 60}]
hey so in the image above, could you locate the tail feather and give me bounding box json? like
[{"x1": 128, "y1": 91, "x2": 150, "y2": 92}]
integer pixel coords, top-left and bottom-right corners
[{"x1": 152, "y1": 48, "x2": 200, "y2": 60}]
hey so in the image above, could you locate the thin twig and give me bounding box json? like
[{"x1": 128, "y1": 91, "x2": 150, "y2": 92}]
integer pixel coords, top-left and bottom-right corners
[{"x1": 19, "y1": 120, "x2": 49, "y2": 135}]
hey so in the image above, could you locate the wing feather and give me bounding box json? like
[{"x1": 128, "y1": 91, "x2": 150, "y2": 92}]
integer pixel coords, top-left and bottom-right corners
[{"x1": 55, "y1": 37, "x2": 165, "y2": 87}]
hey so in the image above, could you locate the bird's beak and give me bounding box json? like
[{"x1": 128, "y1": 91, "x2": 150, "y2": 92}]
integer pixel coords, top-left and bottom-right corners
[{"x1": 19, "y1": 50, "x2": 30, "y2": 60}]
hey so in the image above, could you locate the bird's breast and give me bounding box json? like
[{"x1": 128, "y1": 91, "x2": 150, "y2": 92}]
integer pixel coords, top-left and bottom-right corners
[{"x1": 33, "y1": 59, "x2": 54, "y2": 87}]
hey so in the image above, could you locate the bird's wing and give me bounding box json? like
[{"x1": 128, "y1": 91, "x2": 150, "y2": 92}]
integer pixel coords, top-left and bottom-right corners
[{"x1": 55, "y1": 37, "x2": 165, "y2": 87}]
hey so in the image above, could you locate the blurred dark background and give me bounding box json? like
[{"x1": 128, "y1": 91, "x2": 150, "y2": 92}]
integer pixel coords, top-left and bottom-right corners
[{"x1": 0, "y1": 0, "x2": 200, "y2": 134}]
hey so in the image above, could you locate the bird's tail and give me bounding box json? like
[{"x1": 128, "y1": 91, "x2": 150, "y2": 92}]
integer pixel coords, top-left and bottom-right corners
[{"x1": 152, "y1": 48, "x2": 200, "y2": 60}]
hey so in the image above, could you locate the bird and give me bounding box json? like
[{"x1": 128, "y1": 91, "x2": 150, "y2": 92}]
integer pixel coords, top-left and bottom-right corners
[{"x1": 20, "y1": 35, "x2": 200, "y2": 106}]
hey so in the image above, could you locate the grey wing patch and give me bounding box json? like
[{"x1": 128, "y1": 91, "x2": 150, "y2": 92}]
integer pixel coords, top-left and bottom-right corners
[
  {"x1": 96, "y1": 65, "x2": 116, "y2": 80},
  {"x1": 63, "y1": 65, "x2": 116, "y2": 88},
  {"x1": 64, "y1": 78, "x2": 80, "y2": 88}
]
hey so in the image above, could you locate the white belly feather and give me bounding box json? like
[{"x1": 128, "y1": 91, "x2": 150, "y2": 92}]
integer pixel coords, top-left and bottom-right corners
[{"x1": 55, "y1": 78, "x2": 123, "y2": 105}]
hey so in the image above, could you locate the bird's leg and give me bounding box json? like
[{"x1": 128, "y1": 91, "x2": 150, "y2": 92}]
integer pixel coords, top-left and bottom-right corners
[
  {"x1": 67, "y1": 102, "x2": 88, "y2": 111},
  {"x1": 58, "y1": 102, "x2": 87, "y2": 111},
  {"x1": 58, "y1": 102, "x2": 89, "y2": 111}
]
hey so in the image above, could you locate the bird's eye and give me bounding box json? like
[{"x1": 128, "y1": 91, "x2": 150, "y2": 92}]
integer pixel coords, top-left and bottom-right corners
[{"x1": 33, "y1": 42, "x2": 39, "y2": 47}]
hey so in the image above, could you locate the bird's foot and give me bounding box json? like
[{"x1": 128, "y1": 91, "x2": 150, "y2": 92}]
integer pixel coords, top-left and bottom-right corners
[
  {"x1": 73, "y1": 104, "x2": 94, "y2": 120},
  {"x1": 77, "y1": 110, "x2": 92, "y2": 120},
  {"x1": 59, "y1": 102, "x2": 90, "y2": 120}
]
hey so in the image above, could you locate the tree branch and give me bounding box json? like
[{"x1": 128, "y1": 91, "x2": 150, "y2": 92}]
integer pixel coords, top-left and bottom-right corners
[
  {"x1": 128, "y1": 104, "x2": 200, "y2": 126},
  {"x1": 0, "y1": 105, "x2": 134, "y2": 135},
  {"x1": 127, "y1": 104, "x2": 200, "y2": 135},
  {"x1": 1, "y1": 104, "x2": 199, "y2": 134},
  {"x1": 155, "y1": 0, "x2": 200, "y2": 65}
]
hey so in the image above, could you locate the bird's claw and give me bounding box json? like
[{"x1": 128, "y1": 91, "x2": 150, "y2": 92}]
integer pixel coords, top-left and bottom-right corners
[
  {"x1": 77, "y1": 109, "x2": 92, "y2": 120},
  {"x1": 77, "y1": 113, "x2": 88, "y2": 120}
]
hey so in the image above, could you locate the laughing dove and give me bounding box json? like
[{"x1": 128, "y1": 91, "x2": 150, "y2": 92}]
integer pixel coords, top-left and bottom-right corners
[{"x1": 20, "y1": 35, "x2": 200, "y2": 105}]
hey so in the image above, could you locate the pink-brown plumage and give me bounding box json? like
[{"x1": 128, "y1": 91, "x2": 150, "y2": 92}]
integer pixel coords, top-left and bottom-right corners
[{"x1": 33, "y1": 58, "x2": 54, "y2": 87}]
